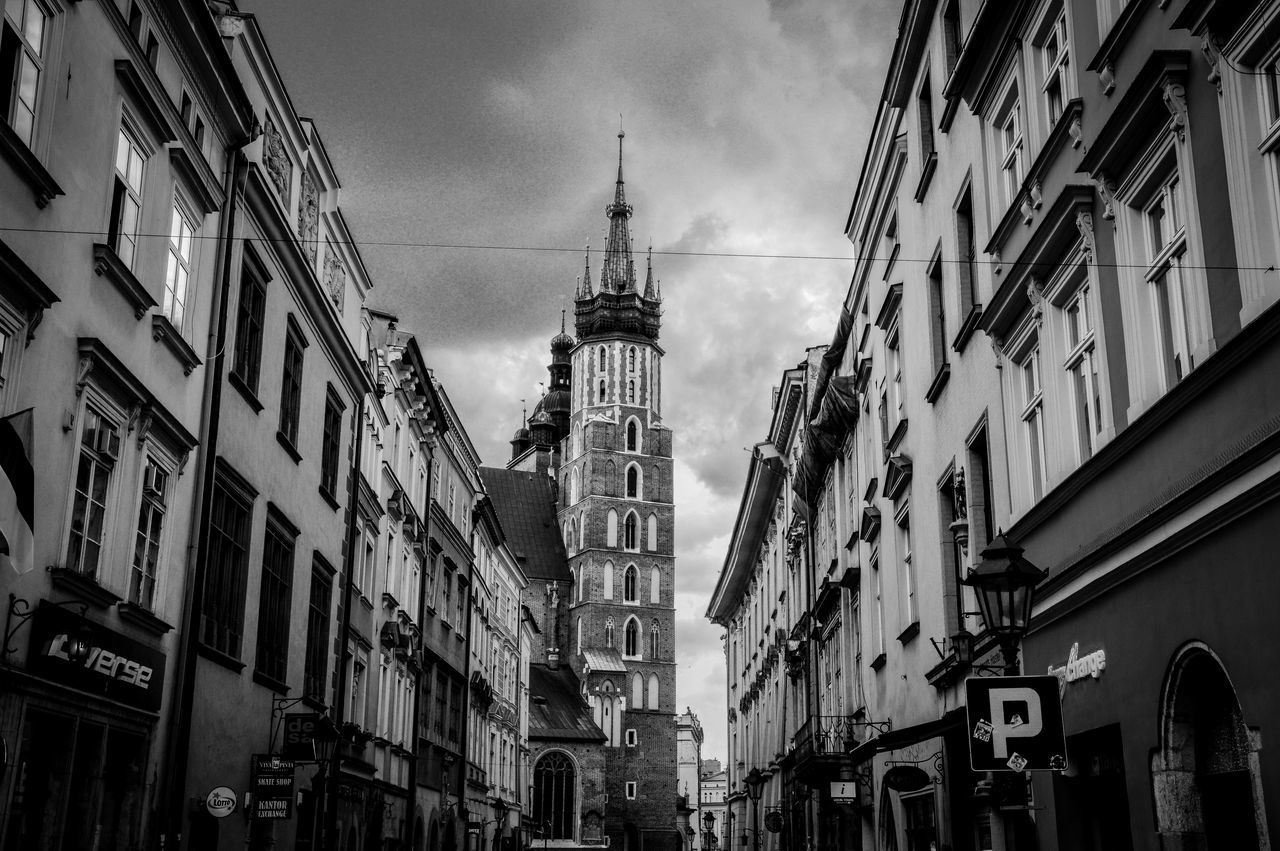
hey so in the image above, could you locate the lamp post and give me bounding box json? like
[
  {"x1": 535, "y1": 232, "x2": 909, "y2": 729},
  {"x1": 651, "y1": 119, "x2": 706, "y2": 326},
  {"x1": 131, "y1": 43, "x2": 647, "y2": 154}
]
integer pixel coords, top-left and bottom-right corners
[
  {"x1": 493, "y1": 797, "x2": 508, "y2": 851},
  {"x1": 703, "y1": 810, "x2": 716, "y2": 851},
  {"x1": 961, "y1": 533, "x2": 1046, "y2": 675},
  {"x1": 685, "y1": 825, "x2": 696, "y2": 851},
  {"x1": 744, "y1": 769, "x2": 766, "y2": 851}
]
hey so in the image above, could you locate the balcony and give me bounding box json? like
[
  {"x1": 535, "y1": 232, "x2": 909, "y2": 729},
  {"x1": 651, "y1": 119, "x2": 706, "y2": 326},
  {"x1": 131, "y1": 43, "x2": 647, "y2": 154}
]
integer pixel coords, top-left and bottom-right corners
[{"x1": 792, "y1": 715, "x2": 883, "y2": 783}]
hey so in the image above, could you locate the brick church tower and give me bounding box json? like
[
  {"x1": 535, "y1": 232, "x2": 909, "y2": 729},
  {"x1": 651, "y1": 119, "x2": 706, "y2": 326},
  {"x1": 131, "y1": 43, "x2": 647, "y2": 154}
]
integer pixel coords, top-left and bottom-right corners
[{"x1": 559, "y1": 131, "x2": 679, "y2": 850}]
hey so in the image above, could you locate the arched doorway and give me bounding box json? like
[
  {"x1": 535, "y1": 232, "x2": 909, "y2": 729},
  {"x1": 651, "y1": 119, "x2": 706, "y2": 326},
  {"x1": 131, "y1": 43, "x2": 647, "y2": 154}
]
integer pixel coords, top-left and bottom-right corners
[
  {"x1": 1151, "y1": 642, "x2": 1269, "y2": 849},
  {"x1": 413, "y1": 814, "x2": 424, "y2": 851}
]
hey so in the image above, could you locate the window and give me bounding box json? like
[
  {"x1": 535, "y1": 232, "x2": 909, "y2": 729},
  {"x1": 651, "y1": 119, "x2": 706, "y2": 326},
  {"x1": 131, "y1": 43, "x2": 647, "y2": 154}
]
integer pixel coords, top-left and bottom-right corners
[
  {"x1": 627, "y1": 379, "x2": 635, "y2": 403},
  {"x1": 163, "y1": 200, "x2": 196, "y2": 331},
  {"x1": 956, "y1": 186, "x2": 979, "y2": 317},
  {"x1": 1018, "y1": 342, "x2": 1047, "y2": 502},
  {"x1": 871, "y1": 552, "x2": 885, "y2": 659},
  {"x1": 903, "y1": 794, "x2": 938, "y2": 851},
  {"x1": 532, "y1": 753, "x2": 575, "y2": 840},
  {"x1": 624, "y1": 618, "x2": 639, "y2": 657},
  {"x1": 66, "y1": 408, "x2": 121, "y2": 582},
  {"x1": 305, "y1": 559, "x2": 333, "y2": 699},
  {"x1": 1063, "y1": 284, "x2": 1102, "y2": 461},
  {"x1": 129, "y1": 458, "x2": 168, "y2": 609},
  {"x1": 993, "y1": 85, "x2": 1024, "y2": 212},
  {"x1": 942, "y1": 0, "x2": 962, "y2": 78},
  {"x1": 627, "y1": 346, "x2": 637, "y2": 372},
  {"x1": 623, "y1": 512, "x2": 637, "y2": 550},
  {"x1": 623, "y1": 564, "x2": 638, "y2": 603},
  {"x1": 279, "y1": 323, "x2": 305, "y2": 448},
  {"x1": 320, "y1": 389, "x2": 343, "y2": 498},
  {"x1": 647, "y1": 513, "x2": 657, "y2": 551},
  {"x1": 649, "y1": 565, "x2": 661, "y2": 603},
  {"x1": 625, "y1": 729, "x2": 637, "y2": 747},
  {"x1": 926, "y1": 254, "x2": 948, "y2": 376},
  {"x1": 626, "y1": 419, "x2": 638, "y2": 452},
  {"x1": 1145, "y1": 172, "x2": 1192, "y2": 386},
  {"x1": 256, "y1": 509, "x2": 296, "y2": 684},
  {"x1": 649, "y1": 620, "x2": 659, "y2": 659},
  {"x1": 598, "y1": 378, "x2": 606, "y2": 402},
  {"x1": 631, "y1": 671, "x2": 642, "y2": 704},
  {"x1": 232, "y1": 256, "x2": 267, "y2": 393},
  {"x1": 647, "y1": 673, "x2": 659, "y2": 709},
  {"x1": 625, "y1": 464, "x2": 639, "y2": 498},
  {"x1": 605, "y1": 617, "x2": 615, "y2": 648},
  {"x1": 897, "y1": 504, "x2": 917, "y2": 627},
  {"x1": 109, "y1": 126, "x2": 146, "y2": 270},
  {"x1": 603, "y1": 561, "x2": 614, "y2": 599},
  {"x1": 918, "y1": 72, "x2": 935, "y2": 165},
  {"x1": 202, "y1": 474, "x2": 252, "y2": 658},
  {"x1": 888, "y1": 334, "x2": 904, "y2": 424},
  {"x1": 1039, "y1": 7, "x2": 1071, "y2": 130},
  {"x1": 448, "y1": 681, "x2": 462, "y2": 743},
  {"x1": 1, "y1": 0, "x2": 47, "y2": 147},
  {"x1": 625, "y1": 781, "x2": 637, "y2": 800},
  {"x1": 432, "y1": 671, "x2": 446, "y2": 736}
]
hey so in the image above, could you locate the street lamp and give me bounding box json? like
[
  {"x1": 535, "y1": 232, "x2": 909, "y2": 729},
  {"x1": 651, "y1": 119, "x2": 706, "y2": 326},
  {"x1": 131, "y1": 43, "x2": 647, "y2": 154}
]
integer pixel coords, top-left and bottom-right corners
[
  {"x1": 685, "y1": 825, "x2": 696, "y2": 851},
  {"x1": 962, "y1": 533, "x2": 1046, "y2": 675},
  {"x1": 744, "y1": 769, "x2": 766, "y2": 851},
  {"x1": 703, "y1": 810, "x2": 716, "y2": 851},
  {"x1": 492, "y1": 797, "x2": 509, "y2": 851}
]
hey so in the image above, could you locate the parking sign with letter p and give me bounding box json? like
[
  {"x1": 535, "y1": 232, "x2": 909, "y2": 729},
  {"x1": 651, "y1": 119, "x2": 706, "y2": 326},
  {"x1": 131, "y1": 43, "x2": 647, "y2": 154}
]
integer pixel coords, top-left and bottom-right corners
[{"x1": 965, "y1": 675, "x2": 1066, "y2": 772}]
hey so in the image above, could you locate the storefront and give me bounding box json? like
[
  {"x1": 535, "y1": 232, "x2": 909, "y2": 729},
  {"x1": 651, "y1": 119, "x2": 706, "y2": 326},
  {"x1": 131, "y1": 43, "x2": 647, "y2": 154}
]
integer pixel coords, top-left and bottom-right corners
[
  {"x1": 1023, "y1": 498, "x2": 1280, "y2": 851},
  {"x1": 0, "y1": 600, "x2": 167, "y2": 850}
]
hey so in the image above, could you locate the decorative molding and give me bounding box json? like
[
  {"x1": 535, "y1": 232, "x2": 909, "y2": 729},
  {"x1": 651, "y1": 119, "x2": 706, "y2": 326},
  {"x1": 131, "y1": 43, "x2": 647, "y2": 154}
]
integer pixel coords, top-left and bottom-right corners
[
  {"x1": 1099, "y1": 63, "x2": 1116, "y2": 96},
  {"x1": 1076, "y1": 210, "x2": 1096, "y2": 264},
  {"x1": 1161, "y1": 79, "x2": 1189, "y2": 142},
  {"x1": 1069, "y1": 113, "x2": 1084, "y2": 150},
  {"x1": 1201, "y1": 33, "x2": 1223, "y2": 95},
  {"x1": 1094, "y1": 175, "x2": 1117, "y2": 220},
  {"x1": 1027, "y1": 277, "x2": 1046, "y2": 325},
  {"x1": 0, "y1": 120, "x2": 63, "y2": 208},
  {"x1": 93, "y1": 243, "x2": 157, "y2": 320},
  {"x1": 151, "y1": 315, "x2": 201, "y2": 375},
  {"x1": 0, "y1": 236, "x2": 58, "y2": 341}
]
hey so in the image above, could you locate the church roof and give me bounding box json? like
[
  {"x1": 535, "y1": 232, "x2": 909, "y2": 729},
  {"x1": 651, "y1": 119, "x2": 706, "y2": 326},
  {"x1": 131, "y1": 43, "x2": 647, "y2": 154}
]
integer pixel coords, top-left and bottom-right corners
[
  {"x1": 478, "y1": 467, "x2": 570, "y2": 582},
  {"x1": 581, "y1": 647, "x2": 628, "y2": 674},
  {"x1": 528, "y1": 664, "x2": 607, "y2": 742}
]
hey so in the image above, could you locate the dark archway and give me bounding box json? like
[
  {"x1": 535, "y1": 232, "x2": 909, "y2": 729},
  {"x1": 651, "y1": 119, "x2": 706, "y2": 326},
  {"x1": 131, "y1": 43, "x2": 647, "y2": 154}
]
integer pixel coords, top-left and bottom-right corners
[
  {"x1": 1151, "y1": 642, "x2": 1268, "y2": 850},
  {"x1": 533, "y1": 751, "x2": 577, "y2": 840}
]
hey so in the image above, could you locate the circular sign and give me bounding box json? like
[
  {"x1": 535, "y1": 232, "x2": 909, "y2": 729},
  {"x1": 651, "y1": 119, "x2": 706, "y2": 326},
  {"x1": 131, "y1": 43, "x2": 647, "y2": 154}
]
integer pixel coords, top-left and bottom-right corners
[
  {"x1": 764, "y1": 811, "x2": 784, "y2": 833},
  {"x1": 883, "y1": 765, "x2": 932, "y2": 793},
  {"x1": 205, "y1": 786, "x2": 237, "y2": 818}
]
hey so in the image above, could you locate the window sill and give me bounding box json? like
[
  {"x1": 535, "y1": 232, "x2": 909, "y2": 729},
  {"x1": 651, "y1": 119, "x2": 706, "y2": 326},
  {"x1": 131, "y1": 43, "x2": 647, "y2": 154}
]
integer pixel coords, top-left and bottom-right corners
[
  {"x1": 913, "y1": 152, "x2": 938, "y2": 203},
  {"x1": 319, "y1": 485, "x2": 342, "y2": 512},
  {"x1": 0, "y1": 119, "x2": 63, "y2": 207},
  {"x1": 897, "y1": 621, "x2": 920, "y2": 644},
  {"x1": 197, "y1": 642, "x2": 246, "y2": 673},
  {"x1": 228, "y1": 370, "x2": 264, "y2": 413},
  {"x1": 276, "y1": 430, "x2": 302, "y2": 464},
  {"x1": 93, "y1": 243, "x2": 157, "y2": 320},
  {"x1": 939, "y1": 94, "x2": 960, "y2": 135},
  {"x1": 885, "y1": 418, "x2": 909, "y2": 455},
  {"x1": 951, "y1": 305, "x2": 983, "y2": 354},
  {"x1": 924, "y1": 363, "x2": 951, "y2": 404},
  {"x1": 116, "y1": 601, "x2": 174, "y2": 636},
  {"x1": 253, "y1": 669, "x2": 290, "y2": 695},
  {"x1": 869, "y1": 653, "x2": 887, "y2": 672},
  {"x1": 151, "y1": 315, "x2": 201, "y2": 375},
  {"x1": 357, "y1": 592, "x2": 375, "y2": 613},
  {"x1": 48, "y1": 566, "x2": 121, "y2": 608},
  {"x1": 301, "y1": 694, "x2": 327, "y2": 712}
]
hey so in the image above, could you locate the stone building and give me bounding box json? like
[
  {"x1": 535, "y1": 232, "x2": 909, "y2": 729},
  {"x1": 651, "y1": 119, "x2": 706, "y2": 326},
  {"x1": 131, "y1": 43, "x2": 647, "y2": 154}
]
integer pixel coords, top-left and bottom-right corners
[
  {"x1": 483, "y1": 132, "x2": 681, "y2": 851},
  {"x1": 675, "y1": 710, "x2": 704, "y2": 848}
]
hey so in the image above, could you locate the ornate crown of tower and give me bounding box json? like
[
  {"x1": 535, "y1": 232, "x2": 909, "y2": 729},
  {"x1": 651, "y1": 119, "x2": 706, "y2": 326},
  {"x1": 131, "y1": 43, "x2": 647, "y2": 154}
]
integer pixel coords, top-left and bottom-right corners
[{"x1": 575, "y1": 131, "x2": 663, "y2": 342}]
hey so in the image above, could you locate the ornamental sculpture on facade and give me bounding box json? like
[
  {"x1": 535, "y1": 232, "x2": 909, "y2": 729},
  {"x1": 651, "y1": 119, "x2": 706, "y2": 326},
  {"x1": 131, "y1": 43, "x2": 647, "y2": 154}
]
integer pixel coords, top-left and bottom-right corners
[
  {"x1": 262, "y1": 118, "x2": 291, "y2": 202},
  {"x1": 297, "y1": 171, "x2": 319, "y2": 265}
]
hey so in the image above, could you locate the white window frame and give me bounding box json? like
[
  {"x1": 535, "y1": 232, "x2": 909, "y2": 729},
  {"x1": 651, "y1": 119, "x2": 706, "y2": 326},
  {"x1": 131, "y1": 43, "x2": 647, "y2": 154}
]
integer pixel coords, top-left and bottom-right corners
[
  {"x1": 163, "y1": 194, "x2": 198, "y2": 333},
  {"x1": 2, "y1": 0, "x2": 50, "y2": 148},
  {"x1": 1016, "y1": 336, "x2": 1048, "y2": 504},
  {"x1": 111, "y1": 120, "x2": 148, "y2": 270},
  {"x1": 1033, "y1": 3, "x2": 1072, "y2": 134},
  {"x1": 991, "y1": 80, "x2": 1025, "y2": 214},
  {"x1": 1060, "y1": 279, "x2": 1102, "y2": 463},
  {"x1": 895, "y1": 499, "x2": 917, "y2": 627}
]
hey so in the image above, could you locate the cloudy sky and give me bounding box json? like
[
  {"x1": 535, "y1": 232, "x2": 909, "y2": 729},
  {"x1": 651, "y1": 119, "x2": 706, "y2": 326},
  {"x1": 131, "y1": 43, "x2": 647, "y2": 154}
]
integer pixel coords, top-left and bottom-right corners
[{"x1": 241, "y1": 0, "x2": 897, "y2": 766}]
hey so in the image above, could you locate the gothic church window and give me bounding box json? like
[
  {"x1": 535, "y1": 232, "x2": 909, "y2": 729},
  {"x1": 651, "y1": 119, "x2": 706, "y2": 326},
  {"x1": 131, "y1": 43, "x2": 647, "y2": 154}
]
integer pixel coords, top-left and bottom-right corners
[
  {"x1": 626, "y1": 419, "x2": 639, "y2": 452},
  {"x1": 603, "y1": 560, "x2": 614, "y2": 599},
  {"x1": 649, "y1": 620, "x2": 660, "y2": 658},
  {"x1": 605, "y1": 617, "x2": 615, "y2": 648},
  {"x1": 631, "y1": 671, "x2": 643, "y2": 704},
  {"x1": 626, "y1": 465, "x2": 640, "y2": 498},
  {"x1": 647, "y1": 514, "x2": 657, "y2": 551},
  {"x1": 607, "y1": 510, "x2": 619, "y2": 547},
  {"x1": 625, "y1": 618, "x2": 639, "y2": 657},
  {"x1": 647, "y1": 673, "x2": 659, "y2": 710},
  {"x1": 627, "y1": 380, "x2": 636, "y2": 403},
  {"x1": 533, "y1": 752, "x2": 576, "y2": 840},
  {"x1": 598, "y1": 379, "x2": 606, "y2": 402},
  {"x1": 627, "y1": 346, "x2": 637, "y2": 372},
  {"x1": 650, "y1": 565, "x2": 661, "y2": 603},
  {"x1": 623, "y1": 564, "x2": 638, "y2": 603},
  {"x1": 624, "y1": 512, "x2": 638, "y2": 550}
]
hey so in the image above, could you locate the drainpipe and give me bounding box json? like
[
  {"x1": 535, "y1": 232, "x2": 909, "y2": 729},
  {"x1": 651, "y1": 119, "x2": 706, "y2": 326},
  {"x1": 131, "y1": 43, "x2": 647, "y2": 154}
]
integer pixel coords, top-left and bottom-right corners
[
  {"x1": 161, "y1": 134, "x2": 252, "y2": 850},
  {"x1": 326, "y1": 393, "x2": 368, "y2": 850}
]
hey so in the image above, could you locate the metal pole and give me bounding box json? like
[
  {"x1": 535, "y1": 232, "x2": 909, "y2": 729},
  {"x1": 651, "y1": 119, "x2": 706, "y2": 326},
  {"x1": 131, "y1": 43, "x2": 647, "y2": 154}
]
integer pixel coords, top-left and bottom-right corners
[{"x1": 752, "y1": 798, "x2": 760, "y2": 851}]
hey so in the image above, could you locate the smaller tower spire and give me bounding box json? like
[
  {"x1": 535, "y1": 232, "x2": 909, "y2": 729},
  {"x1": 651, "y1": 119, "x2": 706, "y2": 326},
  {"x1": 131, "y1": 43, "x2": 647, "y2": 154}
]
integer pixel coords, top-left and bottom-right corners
[
  {"x1": 581, "y1": 245, "x2": 593, "y2": 297},
  {"x1": 644, "y1": 244, "x2": 657, "y2": 299}
]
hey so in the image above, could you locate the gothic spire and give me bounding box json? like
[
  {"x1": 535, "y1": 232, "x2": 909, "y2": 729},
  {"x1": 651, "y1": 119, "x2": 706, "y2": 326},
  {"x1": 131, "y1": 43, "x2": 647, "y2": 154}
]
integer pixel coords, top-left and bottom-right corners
[
  {"x1": 580, "y1": 245, "x2": 593, "y2": 297},
  {"x1": 601, "y1": 130, "x2": 636, "y2": 293},
  {"x1": 643, "y1": 244, "x2": 657, "y2": 300}
]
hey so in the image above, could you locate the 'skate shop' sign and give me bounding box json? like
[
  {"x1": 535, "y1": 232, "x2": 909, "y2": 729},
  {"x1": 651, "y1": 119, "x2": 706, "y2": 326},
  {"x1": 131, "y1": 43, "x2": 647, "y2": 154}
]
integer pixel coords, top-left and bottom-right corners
[
  {"x1": 28, "y1": 601, "x2": 166, "y2": 712},
  {"x1": 1047, "y1": 642, "x2": 1106, "y2": 688}
]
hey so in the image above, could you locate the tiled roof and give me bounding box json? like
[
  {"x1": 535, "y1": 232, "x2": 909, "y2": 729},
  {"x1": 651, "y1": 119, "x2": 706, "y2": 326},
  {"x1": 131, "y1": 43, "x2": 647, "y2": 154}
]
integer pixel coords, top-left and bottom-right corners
[
  {"x1": 581, "y1": 647, "x2": 627, "y2": 673},
  {"x1": 528, "y1": 664, "x2": 606, "y2": 742},
  {"x1": 479, "y1": 467, "x2": 570, "y2": 582}
]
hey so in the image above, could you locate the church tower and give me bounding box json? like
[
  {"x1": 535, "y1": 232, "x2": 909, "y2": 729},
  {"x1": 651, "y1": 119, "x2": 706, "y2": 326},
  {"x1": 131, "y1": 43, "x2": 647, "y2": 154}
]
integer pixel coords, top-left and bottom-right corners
[{"x1": 560, "y1": 131, "x2": 678, "y2": 849}]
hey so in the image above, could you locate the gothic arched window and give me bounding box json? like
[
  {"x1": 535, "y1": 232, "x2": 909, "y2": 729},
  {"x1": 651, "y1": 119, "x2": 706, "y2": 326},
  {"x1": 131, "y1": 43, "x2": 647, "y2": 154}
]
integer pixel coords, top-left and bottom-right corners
[
  {"x1": 647, "y1": 673, "x2": 660, "y2": 710},
  {"x1": 625, "y1": 618, "x2": 639, "y2": 657},
  {"x1": 631, "y1": 672, "x2": 643, "y2": 705},
  {"x1": 603, "y1": 560, "x2": 614, "y2": 599},
  {"x1": 626, "y1": 465, "x2": 639, "y2": 498},
  {"x1": 626, "y1": 419, "x2": 638, "y2": 452},
  {"x1": 650, "y1": 565, "x2": 661, "y2": 603},
  {"x1": 624, "y1": 512, "x2": 638, "y2": 550},
  {"x1": 605, "y1": 617, "x2": 615, "y2": 648},
  {"x1": 576, "y1": 617, "x2": 582, "y2": 654},
  {"x1": 607, "y1": 510, "x2": 619, "y2": 547},
  {"x1": 598, "y1": 379, "x2": 606, "y2": 402},
  {"x1": 649, "y1": 620, "x2": 660, "y2": 658},
  {"x1": 533, "y1": 752, "x2": 576, "y2": 840},
  {"x1": 627, "y1": 380, "x2": 636, "y2": 403},
  {"x1": 598, "y1": 346, "x2": 606, "y2": 369},
  {"x1": 647, "y1": 513, "x2": 657, "y2": 551},
  {"x1": 627, "y1": 347, "x2": 637, "y2": 372},
  {"x1": 623, "y1": 564, "x2": 638, "y2": 602}
]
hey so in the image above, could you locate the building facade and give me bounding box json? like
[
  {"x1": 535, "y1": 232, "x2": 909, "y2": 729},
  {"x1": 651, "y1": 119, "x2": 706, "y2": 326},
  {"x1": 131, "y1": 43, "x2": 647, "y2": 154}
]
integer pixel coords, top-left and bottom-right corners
[{"x1": 675, "y1": 709, "x2": 704, "y2": 848}]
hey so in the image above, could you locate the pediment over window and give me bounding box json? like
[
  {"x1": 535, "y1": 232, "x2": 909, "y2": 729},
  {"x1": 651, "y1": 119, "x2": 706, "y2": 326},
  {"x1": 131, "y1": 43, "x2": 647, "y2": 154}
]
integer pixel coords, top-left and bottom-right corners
[
  {"x1": 860, "y1": 505, "x2": 882, "y2": 542},
  {"x1": 1078, "y1": 51, "x2": 1191, "y2": 179},
  {"x1": 875, "y1": 283, "x2": 904, "y2": 331},
  {"x1": 882, "y1": 454, "x2": 913, "y2": 501}
]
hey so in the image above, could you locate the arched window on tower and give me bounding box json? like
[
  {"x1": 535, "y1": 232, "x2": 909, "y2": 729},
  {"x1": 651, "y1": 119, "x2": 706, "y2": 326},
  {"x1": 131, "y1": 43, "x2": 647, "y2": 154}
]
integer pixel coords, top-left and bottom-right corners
[
  {"x1": 626, "y1": 419, "x2": 639, "y2": 452},
  {"x1": 650, "y1": 565, "x2": 661, "y2": 603},
  {"x1": 533, "y1": 752, "x2": 576, "y2": 840},
  {"x1": 649, "y1": 620, "x2": 660, "y2": 659},
  {"x1": 625, "y1": 618, "x2": 639, "y2": 657},
  {"x1": 566, "y1": 518, "x2": 577, "y2": 555},
  {"x1": 647, "y1": 513, "x2": 657, "y2": 551},
  {"x1": 598, "y1": 379, "x2": 606, "y2": 403},
  {"x1": 631, "y1": 671, "x2": 643, "y2": 705},
  {"x1": 627, "y1": 380, "x2": 636, "y2": 403},
  {"x1": 607, "y1": 510, "x2": 619, "y2": 547},
  {"x1": 571, "y1": 467, "x2": 580, "y2": 504},
  {"x1": 624, "y1": 565, "x2": 638, "y2": 603},
  {"x1": 603, "y1": 560, "x2": 614, "y2": 599},
  {"x1": 576, "y1": 617, "x2": 582, "y2": 655},
  {"x1": 578, "y1": 512, "x2": 586, "y2": 551},
  {"x1": 578, "y1": 568, "x2": 589, "y2": 603},
  {"x1": 605, "y1": 617, "x2": 615, "y2": 648},
  {"x1": 624, "y1": 512, "x2": 638, "y2": 550},
  {"x1": 647, "y1": 673, "x2": 660, "y2": 710},
  {"x1": 598, "y1": 346, "x2": 606, "y2": 369},
  {"x1": 626, "y1": 465, "x2": 639, "y2": 499},
  {"x1": 627, "y1": 346, "x2": 637, "y2": 372}
]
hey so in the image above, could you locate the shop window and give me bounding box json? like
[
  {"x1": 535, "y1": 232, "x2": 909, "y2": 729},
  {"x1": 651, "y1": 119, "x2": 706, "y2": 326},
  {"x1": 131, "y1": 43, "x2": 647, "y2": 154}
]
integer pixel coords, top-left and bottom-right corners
[
  {"x1": 902, "y1": 792, "x2": 938, "y2": 851},
  {"x1": 1052, "y1": 724, "x2": 1134, "y2": 850}
]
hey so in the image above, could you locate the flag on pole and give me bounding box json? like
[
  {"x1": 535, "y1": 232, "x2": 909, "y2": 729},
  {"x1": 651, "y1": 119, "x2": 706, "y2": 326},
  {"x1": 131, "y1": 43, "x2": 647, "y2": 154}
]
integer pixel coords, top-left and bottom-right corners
[{"x1": 0, "y1": 409, "x2": 35, "y2": 575}]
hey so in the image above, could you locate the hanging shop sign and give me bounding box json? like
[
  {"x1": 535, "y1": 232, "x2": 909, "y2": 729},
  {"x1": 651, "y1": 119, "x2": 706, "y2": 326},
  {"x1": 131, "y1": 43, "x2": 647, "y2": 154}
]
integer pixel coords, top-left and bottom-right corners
[
  {"x1": 282, "y1": 712, "x2": 321, "y2": 761},
  {"x1": 764, "y1": 812, "x2": 784, "y2": 833},
  {"x1": 251, "y1": 754, "x2": 295, "y2": 819},
  {"x1": 1047, "y1": 642, "x2": 1106, "y2": 687},
  {"x1": 883, "y1": 765, "x2": 932, "y2": 792},
  {"x1": 27, "y1": 601, "x2": 166, "y2": 712},
  {"x1": 965, "y1": 675, "x2": 1067, "y2": 773},
  {"x1": 205, "y1": 786, "x2": 238, "y2": 818},
  {"x1": 828, "y1": 781, "x2": 858, "y2": 804}
]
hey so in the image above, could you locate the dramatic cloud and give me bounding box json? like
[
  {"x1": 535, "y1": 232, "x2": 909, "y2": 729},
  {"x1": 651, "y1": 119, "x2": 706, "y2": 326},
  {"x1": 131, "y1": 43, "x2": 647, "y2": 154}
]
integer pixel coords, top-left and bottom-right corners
[{"x1": 244, "y1": 0, "x2": 896, "y2": 766}]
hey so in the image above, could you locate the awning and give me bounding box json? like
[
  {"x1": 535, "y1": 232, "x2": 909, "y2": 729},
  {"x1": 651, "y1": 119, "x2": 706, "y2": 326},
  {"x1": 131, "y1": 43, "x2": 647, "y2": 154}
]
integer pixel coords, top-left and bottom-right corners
[{"x1": 847, "y1": 706, "x2": 968, "y2": 766}]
